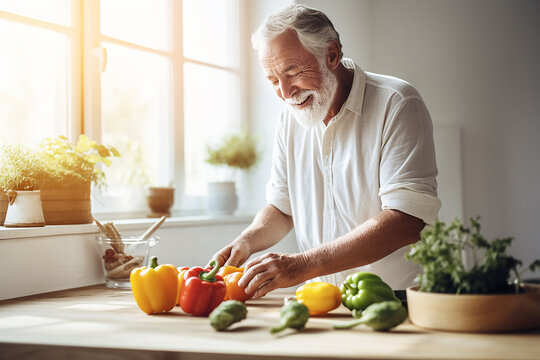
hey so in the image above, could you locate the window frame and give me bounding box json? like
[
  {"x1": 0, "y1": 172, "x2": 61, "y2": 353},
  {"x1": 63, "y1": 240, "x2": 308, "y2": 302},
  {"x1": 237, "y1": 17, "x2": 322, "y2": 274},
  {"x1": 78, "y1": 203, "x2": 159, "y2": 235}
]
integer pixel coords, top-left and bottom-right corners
[
  {"x1": 1, "y1": 0, "x2": 249, "y2": 217},
  {"x1": 83, "y1": 0, "x2": 248, "y2": 215},
  {"x1": 0, "y1": 3, "x2": 82, "y2": 142}
]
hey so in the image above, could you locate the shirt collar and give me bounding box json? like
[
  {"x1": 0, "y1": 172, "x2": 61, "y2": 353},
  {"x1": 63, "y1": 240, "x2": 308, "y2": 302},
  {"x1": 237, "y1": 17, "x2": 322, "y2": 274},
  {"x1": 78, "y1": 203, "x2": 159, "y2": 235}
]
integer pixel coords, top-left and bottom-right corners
[{"x1": 341, "y1": 58, "x2": 366, "y2": 115}]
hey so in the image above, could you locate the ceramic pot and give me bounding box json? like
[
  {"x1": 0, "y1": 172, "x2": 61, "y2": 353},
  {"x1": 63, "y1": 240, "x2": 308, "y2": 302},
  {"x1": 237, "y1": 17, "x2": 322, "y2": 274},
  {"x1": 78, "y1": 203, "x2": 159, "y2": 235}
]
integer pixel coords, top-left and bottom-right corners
[
  {"x1": 146, "y1": 187, "x2": 175, "y2": 217},
  {"x1": 0, "y1": 189, "x2": 7, "y2": 226},
  {"x1": 205, "y1": 181, "x2": 238, "y2": 215},
  {"x1": 4, "y1": 190, "x2": 45, "y2": 227}
]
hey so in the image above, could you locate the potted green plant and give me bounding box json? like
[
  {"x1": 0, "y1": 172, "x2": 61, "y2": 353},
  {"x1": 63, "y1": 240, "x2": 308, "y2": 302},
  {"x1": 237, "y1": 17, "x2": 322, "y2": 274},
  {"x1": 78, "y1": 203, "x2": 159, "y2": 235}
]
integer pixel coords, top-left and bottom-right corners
[
  {"x1": 204, "y1": 131, "x2": 260, "y2": 215},
  {"x1": 405, "y1": 217, "x2": 540, "y2": 332},
  {"x1": 0, "y1": 135, "x2": 119, "y2": 226},
  {"x1": 0, "y1": 189, "x2": 6, "y2": 226},
  {"x1": 38, "y1": 135, "x2": 120, "y2": 224},
  {"x1": 0, "y1": 144, "x2": 48, "y2": 227}
]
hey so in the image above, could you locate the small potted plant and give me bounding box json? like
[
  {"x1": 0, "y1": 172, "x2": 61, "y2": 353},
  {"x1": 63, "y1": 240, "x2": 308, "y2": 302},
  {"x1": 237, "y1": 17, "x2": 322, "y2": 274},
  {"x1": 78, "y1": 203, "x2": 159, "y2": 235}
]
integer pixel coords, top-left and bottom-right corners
[
  {"x1": 0, "y1": 135, "x2": 119, "y2": 226},
  {"x1": 0, "y1": 144, "x2": 49, "y2": 227},
  {"x1": 38, "y1": 135, "x2": 120, "y2": 224},
  {"x1": 405, "y1": 217, "x2": 540, "y2": 332},
  {"x1": 204, "y1": 130, "x2": 260, "y2": 215},
  {"x1": 0, "y1": 188, "x2": 6, "y2": 226},
  {"x1": 146, "y1": 185, "x2": 175, "y2": 218}
]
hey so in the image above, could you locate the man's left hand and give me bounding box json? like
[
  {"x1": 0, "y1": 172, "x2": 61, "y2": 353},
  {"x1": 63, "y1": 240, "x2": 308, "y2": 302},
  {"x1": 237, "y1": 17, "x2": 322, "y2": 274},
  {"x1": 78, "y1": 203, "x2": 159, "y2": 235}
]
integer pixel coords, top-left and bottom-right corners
[{"x1": 237, "y1": 252, "x2": 310, "y2": 298}]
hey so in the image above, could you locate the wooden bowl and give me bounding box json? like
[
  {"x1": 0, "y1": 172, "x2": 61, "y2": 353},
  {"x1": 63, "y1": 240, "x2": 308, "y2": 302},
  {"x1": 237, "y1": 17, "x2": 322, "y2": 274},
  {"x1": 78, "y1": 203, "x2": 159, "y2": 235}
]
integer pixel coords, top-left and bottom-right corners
[{"x1": 406, "y1": 285, "x2": 540, "y2": 333}]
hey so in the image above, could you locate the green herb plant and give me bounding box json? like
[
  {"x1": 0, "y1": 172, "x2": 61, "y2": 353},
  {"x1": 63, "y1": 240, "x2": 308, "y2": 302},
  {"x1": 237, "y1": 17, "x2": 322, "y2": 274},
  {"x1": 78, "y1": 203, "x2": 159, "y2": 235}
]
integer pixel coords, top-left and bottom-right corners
[
  {"x1": 406, "y1": 217, "x2": 540, "y2": 294},
  {"x1": 0, "y1": 135, "x2": 120, "y2": 192},
  {"x1": 0, "y1": 144, "x2": 48, "y2": 191},
  {"x1": 39, "y1": 135, "x2": 120, "y2": 189},
  {"x1": 205, "y1": 131, "x2": 260, "y2": 182}
]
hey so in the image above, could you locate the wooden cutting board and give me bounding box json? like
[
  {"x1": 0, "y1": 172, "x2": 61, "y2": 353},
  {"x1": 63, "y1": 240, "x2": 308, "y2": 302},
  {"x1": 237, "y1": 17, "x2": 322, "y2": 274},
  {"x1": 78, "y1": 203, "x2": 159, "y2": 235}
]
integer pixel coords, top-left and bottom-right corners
[{"x1": 0, "y1": 285, "x2": 539, "y2": 359}]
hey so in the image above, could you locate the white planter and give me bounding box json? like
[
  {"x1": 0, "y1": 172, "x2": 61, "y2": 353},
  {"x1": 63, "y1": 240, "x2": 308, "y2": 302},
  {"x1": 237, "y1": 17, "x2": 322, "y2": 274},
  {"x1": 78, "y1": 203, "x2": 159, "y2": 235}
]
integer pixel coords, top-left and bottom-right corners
[
  {"x1": 4, "y1": 190, "x2": 45, "y2": 227},
  {"x1": 205, "y1": 181, "x2": 238, "y2": 215}
]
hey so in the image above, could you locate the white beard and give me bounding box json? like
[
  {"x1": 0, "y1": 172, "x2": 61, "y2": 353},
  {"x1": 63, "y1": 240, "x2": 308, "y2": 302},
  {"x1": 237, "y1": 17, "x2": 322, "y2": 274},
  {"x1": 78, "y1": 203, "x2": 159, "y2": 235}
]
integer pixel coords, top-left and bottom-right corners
[{"x1": 284, "y1": 60, "x2": 338, "y2": 129}]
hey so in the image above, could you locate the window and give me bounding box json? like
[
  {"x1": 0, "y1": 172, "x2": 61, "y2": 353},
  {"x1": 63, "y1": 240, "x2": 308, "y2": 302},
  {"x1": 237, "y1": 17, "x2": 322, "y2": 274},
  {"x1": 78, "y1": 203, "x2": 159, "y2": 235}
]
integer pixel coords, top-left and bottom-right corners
[
  {"x1": 0, "y1": 0, "x2": 80, "y2": 145},
  {"x1": 182, "y1": 0, "x2": 243, "y2": 197},
  {"x1": 0, "y1": 0, "x2": 244, "y2": 216}
]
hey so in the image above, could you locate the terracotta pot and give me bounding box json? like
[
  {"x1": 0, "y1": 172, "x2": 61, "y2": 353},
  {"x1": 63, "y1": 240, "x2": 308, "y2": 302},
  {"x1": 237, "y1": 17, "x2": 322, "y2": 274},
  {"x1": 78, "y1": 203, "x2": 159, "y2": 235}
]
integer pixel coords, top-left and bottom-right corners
[
  {"x1": 146, "y1": 187, "x2": 175, "y2": 217},
  {"x1": 40, "y1": 184, "x2": 92, "y2": 225},
  {"x1": 406, "y1": 285, "x2": 540, "y2": 332},
  {"x1": 4, "y1": 190, "x2": 45, "y2": 227},
  {"x1": 0, "y1": 189, "x2": 7, "y2": 226}
]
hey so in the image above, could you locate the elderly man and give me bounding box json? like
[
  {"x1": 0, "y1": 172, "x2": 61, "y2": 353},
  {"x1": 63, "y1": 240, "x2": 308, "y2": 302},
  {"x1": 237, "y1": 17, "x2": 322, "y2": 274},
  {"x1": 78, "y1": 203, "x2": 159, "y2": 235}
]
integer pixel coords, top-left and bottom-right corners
[{"x1": 213, "y1": 4, "x2": 441, "y2": 298}]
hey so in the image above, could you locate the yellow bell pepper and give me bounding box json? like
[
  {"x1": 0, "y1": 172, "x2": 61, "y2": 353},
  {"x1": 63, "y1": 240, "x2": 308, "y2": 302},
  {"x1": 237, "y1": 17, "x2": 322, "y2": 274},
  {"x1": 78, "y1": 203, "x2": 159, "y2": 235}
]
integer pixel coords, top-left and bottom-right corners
[
  {"x1": 130, "y1": 256, "x2": 178, "y2": 314},
  {"x1": 296, "y1": 281, "x2": 341, "y2": 316}
]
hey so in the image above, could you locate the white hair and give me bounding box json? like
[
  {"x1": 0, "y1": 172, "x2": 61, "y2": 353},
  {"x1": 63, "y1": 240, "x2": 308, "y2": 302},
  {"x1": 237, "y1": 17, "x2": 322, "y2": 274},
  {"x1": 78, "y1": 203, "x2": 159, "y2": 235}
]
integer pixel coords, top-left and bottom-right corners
[{"x1": 251, "y1": 4, "x2": 343, "y2": 60}]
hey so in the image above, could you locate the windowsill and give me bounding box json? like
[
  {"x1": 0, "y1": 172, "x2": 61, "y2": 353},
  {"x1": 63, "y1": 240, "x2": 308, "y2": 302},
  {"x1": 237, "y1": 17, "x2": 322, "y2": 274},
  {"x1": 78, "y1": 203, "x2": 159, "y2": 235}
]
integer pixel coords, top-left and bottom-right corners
[
  {"x1": 0, "y1": 213, "x2": 255, "y2": 240},
  {"x1": 0, "y1": 211, "x2": 299, "y2": 302},
  {"x1": 0, "y1": 213, "x2": 263, "y2": 301}
]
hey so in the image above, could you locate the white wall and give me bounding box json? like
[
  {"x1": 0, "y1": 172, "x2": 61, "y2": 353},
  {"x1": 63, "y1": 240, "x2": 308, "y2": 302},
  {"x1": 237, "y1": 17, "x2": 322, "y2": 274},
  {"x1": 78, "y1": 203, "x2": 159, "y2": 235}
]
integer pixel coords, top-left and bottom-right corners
[
  {"x1": 0, "y1": 217, "x2": 299, "y2": 300},
  {"x1": 247, "y1": 0, "x2": 540, "y2": 271},
  {"x1": 244, "y1": 0, "x2": 294, "y2": 211}
]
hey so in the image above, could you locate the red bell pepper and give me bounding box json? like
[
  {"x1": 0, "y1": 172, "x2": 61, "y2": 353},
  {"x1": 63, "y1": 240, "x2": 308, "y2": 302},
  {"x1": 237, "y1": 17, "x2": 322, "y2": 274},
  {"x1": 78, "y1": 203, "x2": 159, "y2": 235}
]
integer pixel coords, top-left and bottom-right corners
[
  {"x1": 179, "y1": 260, "x2": 227, "y2": 316},
  {"x1": 175, "y1": 266, "x2": 189, "y2": 306}
]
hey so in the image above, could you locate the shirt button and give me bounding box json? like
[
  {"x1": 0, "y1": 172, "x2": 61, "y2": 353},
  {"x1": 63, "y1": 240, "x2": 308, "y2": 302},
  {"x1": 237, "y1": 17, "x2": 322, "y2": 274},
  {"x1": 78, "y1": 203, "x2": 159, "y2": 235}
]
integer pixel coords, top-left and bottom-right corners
[{"x1": 325, "y1": 149, "x2": 330, "y2": 155}]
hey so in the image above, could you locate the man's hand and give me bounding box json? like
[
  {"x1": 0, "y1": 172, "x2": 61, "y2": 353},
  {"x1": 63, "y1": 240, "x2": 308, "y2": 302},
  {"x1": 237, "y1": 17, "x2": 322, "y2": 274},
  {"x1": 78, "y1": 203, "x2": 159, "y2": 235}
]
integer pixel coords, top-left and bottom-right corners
[
  {"x1": 212, "y1": 238, "x2": 251, "y2": 267},
  {"x1": 212, "y1": 204, "x2": 294, "y2": 268},
  {"x1": 237, "y1": 252, "x2": 310, "y2": 299}
]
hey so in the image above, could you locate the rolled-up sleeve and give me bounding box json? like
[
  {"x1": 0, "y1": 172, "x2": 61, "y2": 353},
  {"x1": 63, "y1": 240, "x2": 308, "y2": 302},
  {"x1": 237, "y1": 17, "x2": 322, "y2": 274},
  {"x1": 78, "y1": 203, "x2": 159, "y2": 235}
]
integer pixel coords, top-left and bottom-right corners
[
  {"x1": 266, "y1": 114, "x2": 292, "y2": 216},
  {"x1": 378, "y1": 96, "x2": 441, "y2": 225}
]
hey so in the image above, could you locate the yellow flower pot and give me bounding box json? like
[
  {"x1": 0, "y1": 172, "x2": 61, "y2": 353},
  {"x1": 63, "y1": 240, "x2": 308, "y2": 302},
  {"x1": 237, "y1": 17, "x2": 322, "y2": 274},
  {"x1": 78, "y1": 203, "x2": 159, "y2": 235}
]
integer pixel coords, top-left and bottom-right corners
[
  {"x1": 0, "y1": 189, "x2": 7, "y2": 226},
  {"x1": 40, "y1": 184, "x2": 92, "y2": 225}
]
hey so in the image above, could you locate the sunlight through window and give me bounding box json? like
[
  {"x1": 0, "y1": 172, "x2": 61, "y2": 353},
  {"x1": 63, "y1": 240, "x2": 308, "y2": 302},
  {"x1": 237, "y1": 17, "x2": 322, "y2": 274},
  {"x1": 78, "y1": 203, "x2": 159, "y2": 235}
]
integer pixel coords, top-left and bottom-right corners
[
  {"x1": 0, "y1": 0, "x2": 244, "y2": 214},
  {"x1": 0, "y1": 9, "x2": 71, "y2": 146}
]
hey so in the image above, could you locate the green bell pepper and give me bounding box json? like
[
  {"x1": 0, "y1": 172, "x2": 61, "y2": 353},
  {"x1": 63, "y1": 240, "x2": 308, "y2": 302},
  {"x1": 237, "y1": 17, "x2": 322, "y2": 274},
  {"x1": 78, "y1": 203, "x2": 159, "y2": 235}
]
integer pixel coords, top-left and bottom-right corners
[
  {"x1": 270, "y1": 299, "x2": 310, "y2": 334},
  {"x1": 340, "y1": 272, "x2": 400, "y2": 312},
  {"x1": 333, "y1": 300, "x2": 408, "y2": 331}
]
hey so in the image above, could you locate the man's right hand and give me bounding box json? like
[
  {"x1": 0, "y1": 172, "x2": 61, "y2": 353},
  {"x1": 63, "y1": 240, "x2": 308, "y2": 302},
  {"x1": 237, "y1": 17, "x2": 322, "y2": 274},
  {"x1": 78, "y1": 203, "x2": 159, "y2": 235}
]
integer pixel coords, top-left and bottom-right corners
[
  {"x1": 212, "y1": 205, "x2": 293, "y2": 268},
  {"x1": 212, "y1": 238, "x2": 251, "y2": 267}
]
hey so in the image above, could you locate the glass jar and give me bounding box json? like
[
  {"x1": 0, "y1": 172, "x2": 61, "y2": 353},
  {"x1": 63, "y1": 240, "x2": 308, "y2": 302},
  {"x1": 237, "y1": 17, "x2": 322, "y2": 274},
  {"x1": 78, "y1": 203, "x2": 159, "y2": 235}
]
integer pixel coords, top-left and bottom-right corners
[{"x1": 95, "y1": 235, "x2": 159, "y2": 289}]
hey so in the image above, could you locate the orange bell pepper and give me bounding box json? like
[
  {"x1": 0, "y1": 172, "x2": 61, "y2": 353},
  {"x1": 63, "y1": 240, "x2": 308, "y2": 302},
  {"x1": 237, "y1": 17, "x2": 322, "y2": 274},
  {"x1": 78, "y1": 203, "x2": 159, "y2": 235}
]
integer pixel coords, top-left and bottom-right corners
[
  {"x1": 175, "y1": 266, "x2": 189, "y2": 306},
  {"x1": 217, "y1": 265, "x2": 244, "y2": 278},
  {"x1": 223, "y1": 272, "x2": 251, "y2": 302},
  {"x1": 130, "y1": 256, "x2": 178, "y2": 315},
  {"x1": 218, "y1": 265, "x2": 251, "y2": 302}
]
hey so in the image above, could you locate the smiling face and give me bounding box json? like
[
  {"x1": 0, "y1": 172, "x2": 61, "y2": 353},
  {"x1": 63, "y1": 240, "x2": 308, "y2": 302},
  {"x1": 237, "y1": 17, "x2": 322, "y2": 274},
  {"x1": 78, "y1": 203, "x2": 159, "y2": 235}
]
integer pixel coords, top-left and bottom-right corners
[{"x1": 259, "y1": 29, "x2": 338, "y2": 128}]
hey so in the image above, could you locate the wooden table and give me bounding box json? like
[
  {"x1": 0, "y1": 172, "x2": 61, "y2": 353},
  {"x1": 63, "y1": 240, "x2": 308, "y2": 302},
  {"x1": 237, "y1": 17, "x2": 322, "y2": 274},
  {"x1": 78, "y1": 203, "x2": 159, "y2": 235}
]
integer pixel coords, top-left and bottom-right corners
[{"x1": 0, "y1": 286, "x2": 539, "y2": 360}]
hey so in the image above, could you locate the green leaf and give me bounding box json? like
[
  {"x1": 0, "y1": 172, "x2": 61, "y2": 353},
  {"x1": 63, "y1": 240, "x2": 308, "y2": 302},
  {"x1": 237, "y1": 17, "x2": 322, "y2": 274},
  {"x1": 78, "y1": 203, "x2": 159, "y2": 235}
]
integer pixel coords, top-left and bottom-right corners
[
  {"x1": 405, "y1": 217, "x2": 540, "y2": 294},
  {"x1": 97, "y1": 145, "x2": 111, "y2": 158},
  {"x1": 528, "y1": 260, "x2": 540, "y2": 273}
]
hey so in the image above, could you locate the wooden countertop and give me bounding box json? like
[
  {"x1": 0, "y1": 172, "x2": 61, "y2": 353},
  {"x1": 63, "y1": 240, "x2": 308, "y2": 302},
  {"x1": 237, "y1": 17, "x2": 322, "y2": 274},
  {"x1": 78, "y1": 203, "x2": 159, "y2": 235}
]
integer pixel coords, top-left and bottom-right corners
[{"x1": 0, "y1": 286, "x2": 539, "y2": 360}]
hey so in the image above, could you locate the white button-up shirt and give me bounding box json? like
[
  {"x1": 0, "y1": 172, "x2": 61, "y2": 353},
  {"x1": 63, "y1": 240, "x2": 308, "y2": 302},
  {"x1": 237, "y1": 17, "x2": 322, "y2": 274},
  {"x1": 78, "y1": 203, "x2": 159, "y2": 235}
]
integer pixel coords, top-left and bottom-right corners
[{"x1": 266, "y1": 58, "x2": 441, "y2": 289}]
